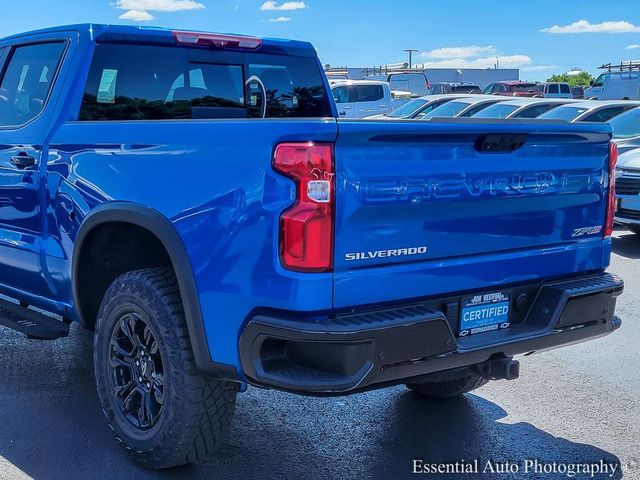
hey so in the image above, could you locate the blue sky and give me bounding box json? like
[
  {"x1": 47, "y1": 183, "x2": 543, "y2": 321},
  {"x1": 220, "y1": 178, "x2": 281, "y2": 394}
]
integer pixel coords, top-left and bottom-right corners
[{"x1": 1, "y1": 0, "x2": 640, "y2": 81}]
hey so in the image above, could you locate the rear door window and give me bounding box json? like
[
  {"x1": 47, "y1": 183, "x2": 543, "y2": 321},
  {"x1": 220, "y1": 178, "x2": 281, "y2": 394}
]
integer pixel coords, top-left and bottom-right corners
[
  {"x1": 80, "y1": 43, "x2": 332, "y2": 120},
  {"x1": 583, "y1": 107, "x2": 626, "y2": 122},
  {"x1": 547, "y1": 84, "x2": 560, "y2": 94},
  {"x1": 560, "y1": 84, "x2": 571, "y2": 94},
  {"x1": 0, "y1": 42, "x2": 66, "y2": 127},
  {"x1": 514, "y1": 104, "x2": 555, "y2": 118}
]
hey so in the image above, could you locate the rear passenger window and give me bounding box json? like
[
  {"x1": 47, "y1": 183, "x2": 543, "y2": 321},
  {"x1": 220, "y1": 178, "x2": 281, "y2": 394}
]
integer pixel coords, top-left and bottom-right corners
[
  {"x1": 583, "y1": 107, "x2": 626, "y2": 122},
  {"x1": 560, "y1": 84, "x2": 571, "y2": 94},
  {"x1": 0, "y1": 42, "x2": 66, "y2": 127},
  {"x1": 80, "y1": 43, "x2": 332, "y2": 121}
]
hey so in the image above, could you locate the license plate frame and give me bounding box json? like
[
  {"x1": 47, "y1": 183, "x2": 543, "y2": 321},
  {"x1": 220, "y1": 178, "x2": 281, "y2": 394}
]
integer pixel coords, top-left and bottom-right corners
[{"x1": 459, "y1": 291, "x2": 511, "y2": 337}]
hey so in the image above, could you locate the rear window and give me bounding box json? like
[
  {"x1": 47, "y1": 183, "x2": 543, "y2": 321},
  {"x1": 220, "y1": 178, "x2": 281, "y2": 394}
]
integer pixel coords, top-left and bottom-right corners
[
  {"x1": 452, "y1": 85, "x2": 480, "y2": 93},
  {"x1": 472, "y1": 103, "x2": 519, "y2": 119},
  {"x1": 547, "y1": 84, "x2": 560, "y2": 94},
  {"x1": 332, "y1": 84, "x2": 384, "y2": 103},
  {"x1": 560, "y1": 84, "x2": 571, "y2": 94},
  {"x1": 509, "y1": 83, "x2": 539, "y2": 93},
  {"x1": 79, "y1": 43, "x2": 333, "y2": 121}
]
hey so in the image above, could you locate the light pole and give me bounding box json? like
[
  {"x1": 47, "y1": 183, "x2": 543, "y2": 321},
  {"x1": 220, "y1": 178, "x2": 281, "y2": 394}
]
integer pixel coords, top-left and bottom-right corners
[{"x1": 404, "y1": 49, "x2": 419, "y2": 69}]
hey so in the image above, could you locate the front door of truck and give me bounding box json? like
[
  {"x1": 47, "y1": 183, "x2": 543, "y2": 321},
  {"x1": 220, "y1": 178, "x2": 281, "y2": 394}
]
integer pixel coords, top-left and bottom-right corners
[{"x1": 0, "y1": 38, "x2": 69, "y2": 295}]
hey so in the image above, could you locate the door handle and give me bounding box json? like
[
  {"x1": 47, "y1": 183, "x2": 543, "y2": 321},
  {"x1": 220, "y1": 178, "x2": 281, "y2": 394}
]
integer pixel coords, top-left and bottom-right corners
[{"x1": 10, "y1": 154, "x2": 36, "y2": 169}]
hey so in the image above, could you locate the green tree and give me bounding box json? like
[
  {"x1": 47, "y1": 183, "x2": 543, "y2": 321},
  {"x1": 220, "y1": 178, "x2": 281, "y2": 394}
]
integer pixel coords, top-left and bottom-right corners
[{"x1": 546, "y1": 71, "x2": 595, "y2": 86}]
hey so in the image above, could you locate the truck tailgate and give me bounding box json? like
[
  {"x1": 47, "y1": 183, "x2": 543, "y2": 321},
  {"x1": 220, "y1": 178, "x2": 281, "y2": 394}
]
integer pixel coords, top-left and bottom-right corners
[{"x1": 333, "y1": 120, "x2": 612, "y2": 308}]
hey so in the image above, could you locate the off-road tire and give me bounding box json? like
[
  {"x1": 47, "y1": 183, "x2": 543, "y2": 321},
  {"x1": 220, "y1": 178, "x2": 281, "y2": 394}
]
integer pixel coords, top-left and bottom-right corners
[
  {"x1": 406, "y1": 367, "x2": 489, "y2": 398},
  {"x1": 94, "y1": 267, "x2": 238, "y2": 469}
]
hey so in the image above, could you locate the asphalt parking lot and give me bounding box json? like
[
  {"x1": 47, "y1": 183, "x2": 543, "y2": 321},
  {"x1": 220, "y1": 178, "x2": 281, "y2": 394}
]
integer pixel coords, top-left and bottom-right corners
[{"x1": 0, "y1": 229, "x2": 638, "y2": 480}]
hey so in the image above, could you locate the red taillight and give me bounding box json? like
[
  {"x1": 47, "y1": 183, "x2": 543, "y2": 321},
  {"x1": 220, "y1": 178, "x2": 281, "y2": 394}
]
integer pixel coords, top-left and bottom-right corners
[
  {"x1": 605, "y1": 142, "x2": 618, "y2": 238},
  {"x1": 273, "y1": 143, "x2": 334, "y2": 272},
  {"x1": 172, "y1": 31, "x2": 262, "y2": 49}
]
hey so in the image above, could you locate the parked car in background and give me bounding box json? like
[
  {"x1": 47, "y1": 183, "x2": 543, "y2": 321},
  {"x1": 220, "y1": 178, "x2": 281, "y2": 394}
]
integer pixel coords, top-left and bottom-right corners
[
  {"x1": 420, "y1": 95, "x2": 507, "y2": 119},
  {"x1": 332, "y1": 80, "x2": 411, "y2": 118},
  {"x1": 609, "y1": 107, "x2": 640, "y2": 154},
  {"x1": 482, "y1": 81, "x2": 542, "y2": 97},
  {"x1": 538, "y1": 100, "x2": 640, "y2": 123},
  {"x1": 472, "y1": 98, "x2": 577, "y2": 119},
  {"x1": 615, "y1": 148, "x2": 640, "y2": 234},
  {"x1": 571, "y1": 86, "x2": 586, "y2": 99},
  {"x1": 585, "y1": 62, "x2": 640, "y2": 100},
  {"x1": 429, "y1": 82, "x2": 481, "y2": 95},
  {"x1": 364, "y1": 94, "x2": 464, "y2": 119},
  {"x1": 539, "y1": 82, "x2": 573, "y2": 99}
]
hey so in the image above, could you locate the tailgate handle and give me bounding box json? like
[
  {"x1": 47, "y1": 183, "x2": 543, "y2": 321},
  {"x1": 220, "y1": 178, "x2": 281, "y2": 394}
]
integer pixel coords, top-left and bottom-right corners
[{"x1": 475, "y1": 134, "x2": 527, "y2": 153}]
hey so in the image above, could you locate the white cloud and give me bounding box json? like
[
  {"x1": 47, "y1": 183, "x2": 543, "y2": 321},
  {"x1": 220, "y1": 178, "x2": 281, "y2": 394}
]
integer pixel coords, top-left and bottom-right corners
[
  {"x1": 420, "y1": 54, "x2": 532, "y2": 69},
  {"x1": 626, "y1": 44, "x2": 640, "y2": 50},
  {"x1": 541, "y1": 19, "x2": 640, "y2": 34},
  {"x1": 421, "y1": 45, "x2": 496, "y2": 59},
  {"x1": 119, "y1": 9, "x2": 155, "y2": 21},
  {"x1": 116, "y1": 0, "x2": 205, "y2": 22},
  {"x1": 260, "y1": 1, "x2": 306, "y2": 11},
  {"x1": 269, "y1": 16, "x2": 292, "y2": 22}
]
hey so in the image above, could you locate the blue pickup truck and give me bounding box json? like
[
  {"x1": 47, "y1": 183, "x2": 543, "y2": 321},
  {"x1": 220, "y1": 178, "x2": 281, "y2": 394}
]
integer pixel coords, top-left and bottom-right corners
[{"x1": 0, "y1": 24, "x2": 624, "y2": 469}]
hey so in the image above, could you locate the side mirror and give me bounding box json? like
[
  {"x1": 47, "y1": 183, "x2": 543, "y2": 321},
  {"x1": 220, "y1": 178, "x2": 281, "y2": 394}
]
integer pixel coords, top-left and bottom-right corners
[{"x1": 589, "y1": 81, "x2": 594, "y2": 86}]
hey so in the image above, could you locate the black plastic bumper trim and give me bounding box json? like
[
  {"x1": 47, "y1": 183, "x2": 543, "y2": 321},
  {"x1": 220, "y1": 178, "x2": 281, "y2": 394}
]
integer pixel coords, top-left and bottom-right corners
[{"x1": 239, "y1": 273, "x2": 623, "y2": 395}]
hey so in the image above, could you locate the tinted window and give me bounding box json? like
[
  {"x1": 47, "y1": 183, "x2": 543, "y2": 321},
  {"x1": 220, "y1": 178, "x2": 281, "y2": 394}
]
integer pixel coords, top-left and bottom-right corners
[
  {"x1": 610, "y1": 108, "x2": 640, "y2": 138},
  {"x1": 472, "y1": 103, "x2": 519, "y2": 118},
  {"x1": 593, "y1": 74, "x2": 605, "y2": 87},
  {"x1": 332, "y1": 84, "x2": 384, "y2": 103},
  {"x1": 0, "y1": 42, "x2": 66, "y2": 127},
  {"x1": 510, "y1": 83, "x2": 538, "y2": 93},
  {"x1": 560, "y1": 84, "x2": 571, "y2": 94},
  {"x1": 460, "y1": 102, "x2": 495, "y2": 117},
  {"x1": 80, "y1": 43, "x2": 332, "y2": 121},
  {"x1": 514, "y1": 104, "x2": 556, "y2": 118},
  {"x1": 388, "y1": 98, "x2": 428, "y2": 118},
  {"x1": 583, "y1": 106, "x2": 626, "y2": 123},
  {"x1": 539, "y1": 106, "x2": 589, "y2": 122},
  {"x1": 452, "y1": 85, "x2": 481, "y2": 93},
  {"x1": 423, "y1": 100, "x2": 470, "y2": 119},
  {"x1": 547, "y1": 84, "x2": 560, "y2": 94}
]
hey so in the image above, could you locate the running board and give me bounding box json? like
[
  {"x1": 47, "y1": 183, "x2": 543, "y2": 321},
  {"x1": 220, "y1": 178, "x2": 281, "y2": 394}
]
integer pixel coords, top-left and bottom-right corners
[{"x1": 0, "y1": 299, "x2": 69, "y2": 340}]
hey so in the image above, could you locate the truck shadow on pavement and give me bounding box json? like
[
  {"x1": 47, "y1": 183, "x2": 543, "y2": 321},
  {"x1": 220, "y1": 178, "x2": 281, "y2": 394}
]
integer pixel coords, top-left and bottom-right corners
[
  {"x1": 612, "y1": 229, "x2": 640, "y2": 260},
  {"x1": 0, "y1": 324, "x2": 623, "y2": 480}
]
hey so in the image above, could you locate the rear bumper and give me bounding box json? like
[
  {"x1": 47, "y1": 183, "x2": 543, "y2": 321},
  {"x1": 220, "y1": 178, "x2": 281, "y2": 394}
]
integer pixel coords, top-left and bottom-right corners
[{"x1": 239, "y1": 273, "x2": 624, "y2": 394}]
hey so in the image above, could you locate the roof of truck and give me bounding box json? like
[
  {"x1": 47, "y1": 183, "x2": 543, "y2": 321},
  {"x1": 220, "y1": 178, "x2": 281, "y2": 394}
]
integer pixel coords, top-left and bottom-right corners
[{"x1": 0, "y1": 24, "x2": 317, "y2": 56}]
